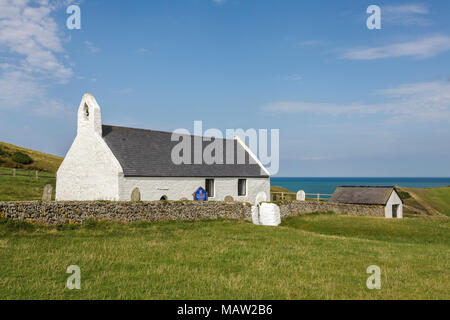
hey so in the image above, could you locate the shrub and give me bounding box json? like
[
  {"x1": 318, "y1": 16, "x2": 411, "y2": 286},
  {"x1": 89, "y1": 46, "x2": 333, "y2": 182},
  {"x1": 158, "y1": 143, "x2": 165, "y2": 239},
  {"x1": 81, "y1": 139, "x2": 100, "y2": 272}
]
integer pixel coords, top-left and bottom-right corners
[
  {"x1": 397, "y1": 191, "x2": 412, "y2": 200},
  {"x1": 11, "y1": 152, "x2": 33, "y2": 165},
  {"x1": 0, "y1": 147, "x2": 4, "y2": 156}
]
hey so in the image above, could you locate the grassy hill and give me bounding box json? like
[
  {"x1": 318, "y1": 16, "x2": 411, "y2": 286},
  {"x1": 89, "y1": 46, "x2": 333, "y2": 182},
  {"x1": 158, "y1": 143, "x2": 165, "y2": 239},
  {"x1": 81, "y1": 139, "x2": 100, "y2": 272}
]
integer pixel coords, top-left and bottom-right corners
[
  {"x1": 0, "y1": 142, "x2": 61, "y2": 201},
  {"x1": 0, "y1": 214, "x2": 448, "y2": 299},
  {"x1": 0, "y1": 141, "x2": 63, "y2": 173},
  {"x1": 400, "y1": 187, "x2": 450, "y2": 217}
]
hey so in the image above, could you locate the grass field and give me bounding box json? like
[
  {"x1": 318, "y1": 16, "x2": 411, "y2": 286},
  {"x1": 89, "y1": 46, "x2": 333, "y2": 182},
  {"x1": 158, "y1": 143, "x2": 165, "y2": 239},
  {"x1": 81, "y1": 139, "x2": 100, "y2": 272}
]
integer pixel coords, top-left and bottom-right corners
[
  {"x1": 0, "y1": 167, "x2": 56, "y2": 201},
  {"x1": 0, "y1": 213, "x2": 448, "y2": 300}
]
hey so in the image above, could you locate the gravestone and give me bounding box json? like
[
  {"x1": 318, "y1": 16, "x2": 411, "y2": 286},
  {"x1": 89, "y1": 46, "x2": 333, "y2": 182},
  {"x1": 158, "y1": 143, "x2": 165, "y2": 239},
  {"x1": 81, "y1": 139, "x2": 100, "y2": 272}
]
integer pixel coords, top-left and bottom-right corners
[
  {"x1": 296, "y1": 190, "x2": 306, "y2": 201},
  {"x1": 131, "y1": 187, "x2": 141, "y2": 202},
  {"x1": 42, "y1": 184, "x2": 53, "y2": 201}
]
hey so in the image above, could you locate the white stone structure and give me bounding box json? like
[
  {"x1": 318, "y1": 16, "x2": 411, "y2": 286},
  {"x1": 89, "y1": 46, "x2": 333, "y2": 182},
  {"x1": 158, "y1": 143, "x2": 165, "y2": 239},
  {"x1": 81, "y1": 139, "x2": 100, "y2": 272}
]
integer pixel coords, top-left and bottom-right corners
[
  {"x1": 296, "y1": 190, "x2": 305, "y2": 201},
  {"x1": 258, "y1": 203, "x2": 281, "y2": 226},
  {"x1": 384, "y1": 190, "x2": 403, "y2": 219},
  {"x1": 56, "y1": 94, "x2": 270, "y2": 202}
]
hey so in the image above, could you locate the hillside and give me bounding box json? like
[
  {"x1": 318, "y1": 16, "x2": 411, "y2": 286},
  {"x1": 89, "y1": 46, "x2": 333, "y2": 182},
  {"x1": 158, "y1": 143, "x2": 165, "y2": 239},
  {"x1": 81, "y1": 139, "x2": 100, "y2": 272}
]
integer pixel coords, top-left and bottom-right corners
[
  {"x1": 400, "y1": 187, "x2": 450, "y2": 217},
  {"x1": 0, "y1": 141, "x2": 63, "y2": 173}
]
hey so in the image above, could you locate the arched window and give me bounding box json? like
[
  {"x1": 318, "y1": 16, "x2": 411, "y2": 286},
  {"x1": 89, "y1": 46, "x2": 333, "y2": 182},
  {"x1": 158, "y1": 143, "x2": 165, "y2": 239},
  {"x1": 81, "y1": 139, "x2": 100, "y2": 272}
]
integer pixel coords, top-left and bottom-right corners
[
  {"x1": 83, "y1": 103, "x2": 89, "y2": 120},
  {"x1": 160, "y1": 195, "x2": 168, "y2": 201}
]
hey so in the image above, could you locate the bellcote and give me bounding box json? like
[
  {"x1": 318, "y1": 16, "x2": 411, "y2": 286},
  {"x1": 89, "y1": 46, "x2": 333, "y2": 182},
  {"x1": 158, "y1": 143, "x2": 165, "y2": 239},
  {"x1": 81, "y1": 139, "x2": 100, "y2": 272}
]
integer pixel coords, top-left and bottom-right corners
[{"x1": 77, "y1": 94, "x2": 102, "y2": 136}]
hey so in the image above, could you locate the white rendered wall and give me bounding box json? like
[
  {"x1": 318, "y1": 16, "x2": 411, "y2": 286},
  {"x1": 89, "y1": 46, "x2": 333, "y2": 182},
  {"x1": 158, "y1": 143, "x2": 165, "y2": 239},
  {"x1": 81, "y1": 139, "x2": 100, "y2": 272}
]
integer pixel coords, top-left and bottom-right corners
[
  {"x1": 119, "y1": 176, "x2": 270, "y2": 203},
  {"x1": 384, "y1": 190, "x2": 403, "y2": 218},
  {"x1": 56, "y1": 95, "x2": 123, "y2": 201}
]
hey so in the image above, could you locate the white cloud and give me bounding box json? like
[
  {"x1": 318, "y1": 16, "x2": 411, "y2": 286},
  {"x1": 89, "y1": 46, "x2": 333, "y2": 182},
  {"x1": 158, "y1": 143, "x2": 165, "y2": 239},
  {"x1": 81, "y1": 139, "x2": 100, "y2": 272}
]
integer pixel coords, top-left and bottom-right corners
[
  {"x1": 0, "y1": 0, "x2": 72, "y2": 114},
  {"x1": 382, "y1": 4, "x2": 430, "y2": 26},
  {"x1": 212, "y1": 0, "x2": 226, "y2": 4},
  {"x1": 262, "y1": 80, "x2": 450, "y2": 122},
  {"x1": 0, "y1": 70, "x2": 43, "y2": 108},
  {"x1": 85, "y1": 41, "x2": 100, "y2": 53},
  {"x1": 341, "y1": 35, "x2": 450, "y2": 60}
]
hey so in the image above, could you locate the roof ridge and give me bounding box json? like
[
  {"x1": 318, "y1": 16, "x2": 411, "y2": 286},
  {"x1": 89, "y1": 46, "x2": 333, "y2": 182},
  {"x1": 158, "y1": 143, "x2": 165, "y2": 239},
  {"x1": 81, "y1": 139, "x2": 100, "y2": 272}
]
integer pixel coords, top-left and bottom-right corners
[
  {"x1": 338, "y1": 186, "x2": 395, "y2": 188},
  {"x1": 102, "y1": 124, "x2": 236, "y2": 142}
]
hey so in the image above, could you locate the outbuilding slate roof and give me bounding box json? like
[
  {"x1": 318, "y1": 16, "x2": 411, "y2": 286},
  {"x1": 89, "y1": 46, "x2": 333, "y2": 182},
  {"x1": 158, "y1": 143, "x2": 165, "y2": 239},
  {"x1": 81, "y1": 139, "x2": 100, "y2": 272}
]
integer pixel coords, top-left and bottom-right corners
[
  {"x1": 101, "y1": 125, "x2": 269, "y2": 178},
  {"x1": 329, "y1": 186, "x2": 398, "y2": 205}
]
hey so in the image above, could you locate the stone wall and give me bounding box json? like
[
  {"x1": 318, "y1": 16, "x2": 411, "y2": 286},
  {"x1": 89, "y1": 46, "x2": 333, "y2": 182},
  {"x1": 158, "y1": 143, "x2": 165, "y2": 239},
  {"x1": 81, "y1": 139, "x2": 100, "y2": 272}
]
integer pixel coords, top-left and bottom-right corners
[
  {"x1": 0, "y1": 200, "x2": 385, "y2": 226},
  {"x1": 278, "y1": 201, "x2": 385, "y2": 219},
  {"x1": 0, "y1": 201, "x2": 252, "y2": 225}
]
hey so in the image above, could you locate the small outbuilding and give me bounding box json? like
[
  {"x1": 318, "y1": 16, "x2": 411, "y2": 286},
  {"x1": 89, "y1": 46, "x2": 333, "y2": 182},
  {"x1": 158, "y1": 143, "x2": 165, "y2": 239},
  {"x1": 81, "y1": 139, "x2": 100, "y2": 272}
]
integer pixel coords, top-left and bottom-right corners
[{"x1": 329, "y1": 186, "x2": 403, "y2": 218}]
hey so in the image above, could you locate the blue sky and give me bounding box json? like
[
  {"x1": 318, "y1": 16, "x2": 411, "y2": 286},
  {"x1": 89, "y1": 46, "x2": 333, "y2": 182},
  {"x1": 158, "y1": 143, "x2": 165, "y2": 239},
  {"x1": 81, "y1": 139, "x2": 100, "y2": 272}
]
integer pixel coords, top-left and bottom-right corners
[{"x1": 1, "y1": 0, "x2": 450, "y2": 177}]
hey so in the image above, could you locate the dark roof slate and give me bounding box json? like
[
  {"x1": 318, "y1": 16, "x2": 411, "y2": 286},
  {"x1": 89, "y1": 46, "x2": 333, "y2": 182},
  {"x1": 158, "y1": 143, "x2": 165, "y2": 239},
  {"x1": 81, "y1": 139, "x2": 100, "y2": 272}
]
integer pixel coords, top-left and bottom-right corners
[
  {"x1": 329, "y1": 186, "x2": 398, "y2": 205},
  {"x1": 101, "y1": 125, "x2": 268, "y2": 177}
]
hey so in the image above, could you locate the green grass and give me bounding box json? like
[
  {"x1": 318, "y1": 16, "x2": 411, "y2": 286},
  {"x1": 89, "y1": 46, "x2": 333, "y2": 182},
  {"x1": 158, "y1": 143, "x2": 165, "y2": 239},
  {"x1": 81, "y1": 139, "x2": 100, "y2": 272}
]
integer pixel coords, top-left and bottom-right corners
[
  {"x1": 281, "y1": 212, "x2": 449, "y2": 245},
  {"x1": 0, "y1": 167, "x2": 56, "y2": 201},
  {"x1": 405, "y1": 187, "x2": 450, "y2": 217},
  {"x1": 0, "y1": 214, "x2": 448, "y2": 299},
  {"x1": 0, "y1": 141, "x2": 62, "y2": 173}
]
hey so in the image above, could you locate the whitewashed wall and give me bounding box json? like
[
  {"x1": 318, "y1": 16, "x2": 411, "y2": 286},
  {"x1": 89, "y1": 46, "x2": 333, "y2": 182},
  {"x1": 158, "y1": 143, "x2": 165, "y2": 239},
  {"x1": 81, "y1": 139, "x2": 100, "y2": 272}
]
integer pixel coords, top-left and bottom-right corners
[
  {"x1": 56, "y1": 95, "x2": 122, "y2": 201},
  {"x1": 385, "y1": 191, "x2": 403, "y2": 218},
  {"x1": 119, "y1": 176, "x2": 270, "y2": 203}
]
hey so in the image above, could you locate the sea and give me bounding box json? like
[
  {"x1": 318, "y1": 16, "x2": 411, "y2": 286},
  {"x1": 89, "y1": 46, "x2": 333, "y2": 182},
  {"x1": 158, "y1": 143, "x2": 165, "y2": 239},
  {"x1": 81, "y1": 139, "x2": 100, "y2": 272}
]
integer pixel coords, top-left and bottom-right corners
[{"x1": 271, "y1": 177, "x2": 450, "y2": 195}]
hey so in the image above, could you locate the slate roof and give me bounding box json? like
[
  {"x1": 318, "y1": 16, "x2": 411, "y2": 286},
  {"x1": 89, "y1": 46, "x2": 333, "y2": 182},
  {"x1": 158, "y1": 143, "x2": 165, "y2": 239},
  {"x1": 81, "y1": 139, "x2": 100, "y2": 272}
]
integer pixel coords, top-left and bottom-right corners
[
  {"x1": 101, "y1": 125, "x2": 269, "y2": 177},
  {"x1": 329, "y1": 186, "x2": 399, "y2": 205}
]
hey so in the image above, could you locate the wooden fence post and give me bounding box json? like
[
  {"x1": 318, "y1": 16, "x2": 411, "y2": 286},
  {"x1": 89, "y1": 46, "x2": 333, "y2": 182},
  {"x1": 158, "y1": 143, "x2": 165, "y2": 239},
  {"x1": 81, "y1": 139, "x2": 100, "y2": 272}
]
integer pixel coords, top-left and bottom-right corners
[
  {"x1": 35, "y1": 170, "x2": 38, "y2": 180},
  {"x1": 317, "y1": 194, "x2": 320, "y2": 202},
  {"x1": 13, "y1": 168, "x2": 16, "y2": 177}
]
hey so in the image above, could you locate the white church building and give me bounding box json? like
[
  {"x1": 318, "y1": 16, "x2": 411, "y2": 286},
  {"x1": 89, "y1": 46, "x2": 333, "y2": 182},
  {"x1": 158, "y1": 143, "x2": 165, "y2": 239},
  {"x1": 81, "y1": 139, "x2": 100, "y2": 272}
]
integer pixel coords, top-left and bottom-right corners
[{"x1": 56, "y1": 94, "x2": 270, "y2": 203}]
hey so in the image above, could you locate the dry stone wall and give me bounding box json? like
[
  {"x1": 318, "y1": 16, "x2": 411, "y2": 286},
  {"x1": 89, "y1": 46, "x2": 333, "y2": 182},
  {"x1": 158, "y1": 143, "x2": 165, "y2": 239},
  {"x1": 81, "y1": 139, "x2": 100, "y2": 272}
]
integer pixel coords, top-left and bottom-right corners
[
  {"x1": 278, "y1": 201, "x2": 384, "y2": 219},
  {"x1": 0, "y1": 200, "x2": 384, "y2": 225},
  {"x1": 0, "y1": 201, "x2": 252, "y2": 225}
]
